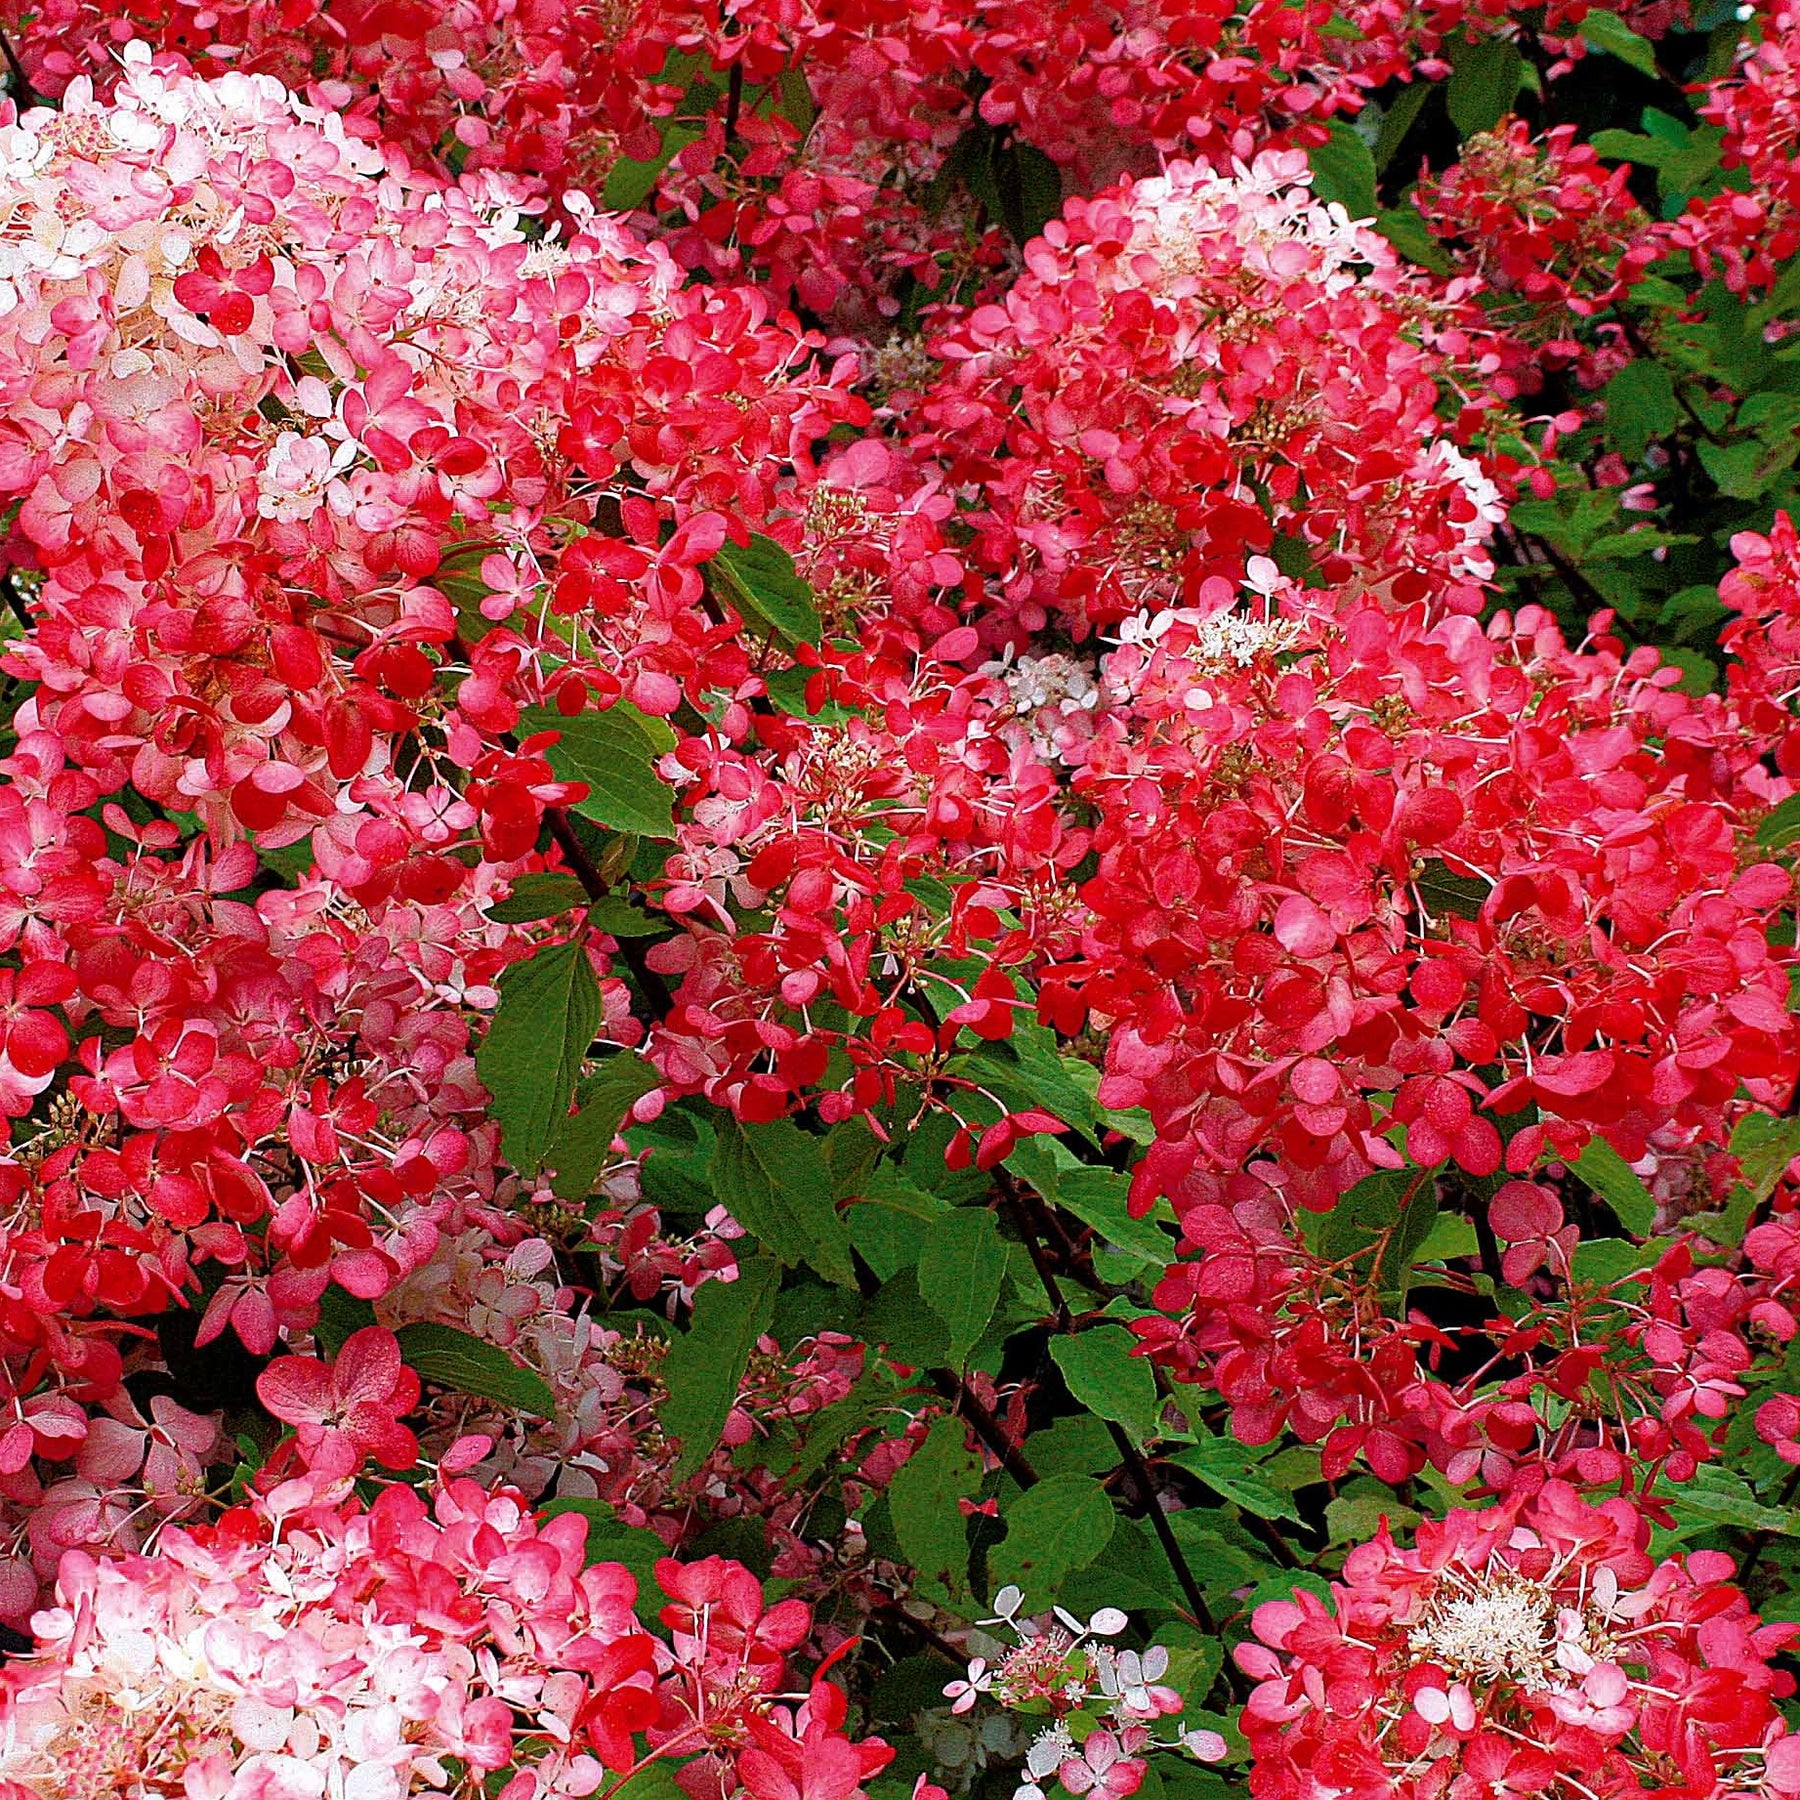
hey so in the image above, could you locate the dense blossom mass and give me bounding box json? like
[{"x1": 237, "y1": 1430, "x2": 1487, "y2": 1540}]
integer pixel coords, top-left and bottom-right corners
[
  {"x1": 0, "y1": 2, "x2": 1793, "y2": 1799},
  {"x1": 1239, "y1": 1482, "x2": 1800, "y2": 1799}
]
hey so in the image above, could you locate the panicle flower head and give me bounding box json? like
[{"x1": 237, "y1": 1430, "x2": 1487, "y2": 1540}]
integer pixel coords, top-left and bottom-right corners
[
  {"x1": 949, "y1": 1591, "x2": 1222, "y2": 1800},
  {"x1": 1237, "y1": 1481, "x2": 1800, "y2": 1800},
  {"x1": 0, "y1": 1469, "x2": 889, "y2": 1800}
]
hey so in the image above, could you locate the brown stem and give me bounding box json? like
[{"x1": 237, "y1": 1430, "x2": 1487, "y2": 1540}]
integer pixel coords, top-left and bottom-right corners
[
  {"x1": 1105, "y1": 1422, "x2": 1218, "y2": 1633},
  {"x1": 725, "y1": 62, "x2": 745, "y2": 140},
  {"x1": 928, "y1": 1369, "x2": 1038, "y2": 1489},
  {"x1": 877, "y1": 1600, "x2": 966, "y2": 1665},
  {"x1": 0, "y1": 574, "x2": 30, "y2": 635},
  {"x1": 1465, "y1": 1184, "x2": 1507, "y2": 1289},
  {"x1": 0, "y1": 31, "x2": 36, "y2": 109},
  {"x1": 1525, "y1": 532, "x2": 1617, "y2": 621},
  {"x1": 997, "y1": 1182, "x2": 1220, "y2": 1637},
  {"x1": 1243, "y1": 1508, "x2": 1301, "y2": 1570},
  {"x1": 996, "y1": 1172, "x2": 1073, "y2": 1330},
  {"x1": 1616, "y1": 315, "x2": 1725, "y2": 445},
  {"x1": 544, "y1": 809, "x2": 675, "y2": 1016},
  {"x1": 995, "y1": 1165, "x2": 1104, "y2": 1296}
]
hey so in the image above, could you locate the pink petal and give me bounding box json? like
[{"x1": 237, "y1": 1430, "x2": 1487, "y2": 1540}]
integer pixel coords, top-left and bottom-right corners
[
  {"x1": 1273, "y1": 895, "x2": 1334, "y2": 958},
  {"x1": 332, "y1": 1326, "x2": 406, "y2": 1408},
  {"x1": 256, "y1": 1355, "x2": 335, "y2": 1428}
]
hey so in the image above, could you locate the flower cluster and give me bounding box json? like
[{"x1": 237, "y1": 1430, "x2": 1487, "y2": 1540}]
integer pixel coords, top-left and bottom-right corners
[
  {"x1": 945, "y1": 1588, "x2": 1225, "y2": 1800},
  {"x1": 1414, "y1": 119, "x2": 1659, "y2": 350},
  {"x1": 1669, "y1": 0, "x2": 1800, "y2": 296},
  {"x1": 0, "y1": 9, "x2": 1796, "y2": 1800},
  {"x1": 0, "y1": 1467, "x2": 890, "y2": 1800},
  {"x1": 1237, "y1": 1482, "x2": 1799, "y2": 1800}
]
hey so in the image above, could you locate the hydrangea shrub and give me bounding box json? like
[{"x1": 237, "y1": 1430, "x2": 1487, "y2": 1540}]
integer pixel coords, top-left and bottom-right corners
[{"x1": 0, "y1": 3, "x2": 1797, "y2": 1799}]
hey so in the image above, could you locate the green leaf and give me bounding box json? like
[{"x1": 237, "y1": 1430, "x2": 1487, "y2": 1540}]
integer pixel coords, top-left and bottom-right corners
[
  {"x1": 1374, "y1": 81, "x2": 1433, "y2": 173},
  {"x1": 1446, "y1": 36, "x2": 1525, "y2": 137},
  {"x1": 1728, "y1": 1111, "x2": 1800, "y2": 1214},
  {"x1": 989, "y1": 1473, "x2": 1116, "y2": 1597},
  {"x1": 777, "y1": 66, "x2": 817, "y2": 135},
  {"x1": 1697, "y1": 435, "x2": 1783, "y2": 501},
  {"x1": 520, "y1": 703, "x2": 679, "y2": 840},
  {"x1": 1264, "y1": 1445, "x2": 1324, "y2": 1492},
  {"x1": 1326, "y1": 1483, "x2": 1421, "y2": 1545},
  {"x1": 1052, "y1": 1168, "x2": 1178, "y2": 1265},
  {"x1": 1590, "y1": 126, "x2": 1670, "y2": 166},
  {"x1": 1413, "y1": 864, "x2": 1489, "y2": 923},
  {"x1": 1173, "y1": 1432, "x2": 1303, "y2": 1524},
  {"x1": 955, "y1": 1027, "x2": 1102, "y2": 1145},
  {"x1": 858, "y1": 1266, "x2": 953, "y2": 1368},
  {"x1": 1571, "y1": 1237, "x2": 1658, "y2": 1285},
  {"x1": 918, "y1": 1208, "x2": 1007, "y2": 1364},
  {"x1": 826, "y1": 1118, "x2": 884, "y2": 1200},
  {"x1": 547, "y1": 1053, "x2": 662, "y2": 1201},
  {"x1": 1021, "y1": 1042, "x2": 1106, "y2": 1143},
  {"x1": 1579, "y1": 10, "x2": 1659, "y2": 75},
  {"x1": 634, "y1": 1109, "x2": 718, "y2": 1213},
  {"x1": 1307, "y1": 1168, "x2": 1440, "y2": 1297},
  {"x1": 1751, "y1": 249, "x2": 1800, "y2": 330},
  {"x1": 1165, "y1": 1513, "x2": 1264, "y2": 1594},
  {"x1": 846, "y1": 1170, "x2": 950, "y2": 1279},
  {"x1": 587, "y1": 894, "x2": 664, "y2": 938},
  {"x1": 960, "y1": 127, "x2": 1064, "y2": 247},
  {"x1": 602, "y1": 123, "x2": 703, "y2": 210},
  {"x1": 661, "y1": 1257, "x2": 781, "y2": 1482},
  {"x1": 1663, "y1": 1463, "x2": 1796, "y2": 1537},
  {"x1": 315, "y1": 1286, "x2": 376, "y2": 1358},
  {"x1": 1603, "y1": 360, "x2": 1678, "y2": 462},
  {"x1": 1375, "y1": 206, "x2": 1450, "y2": 272},
  {"x1": 608, "y1": 1761, "x2": 693, "y2": 1800},
  {"x1": 1657, "y1": 648, "x2": 1717, "y2": 696},
  {"x1": 711, "y1": 1116, "x2": 857, "y2": 1287},
  {"x1": 888, "y1": 1415, "x2": 981, "y2": 1599},
  {"x1": 1051, "y1": 1327, "x2": 1161, "y2": 1447},
  {"x1": 710, "y1": 535, "x2": 822, "y2": 647},
  {"x1": 1029, "y1": 1414, "x2": 1124, "y2": 1478},
  {"x1": 1573, "y1": 1138, "x2": 1657, "y2": 1236},
  {"x1": 1070, "y1": 1516, "x2": 1244, "y2": 1619},
  {"x1": 488, "y1": 873, "x2": 591, "y2": 923},
  {"x1": 1756, "y1": 794, "x2": 1800, "y2": 850},
  {"x1": 1308, "y1": 123, "x2": 1378, "y2": 220},
  {"x1": 1000, "y1": 141, "x2": 1064, "y2": 244},
  {"x1": 1243, "y1": 1570, "x2": 1334, "y2": 1615},
  {"x1": 1413, "y1": 1213, "x2": 1478, "y2": 1265},
  {"x1": 395, "y1": 1321, "x2": 556, "y2": 1417},
  {"x1": 689, "y1": 1515, "x2": 776, "y2": 1578},
  {"x1": 476, "y1": 940, "x2": 601, "y2": 1175}
]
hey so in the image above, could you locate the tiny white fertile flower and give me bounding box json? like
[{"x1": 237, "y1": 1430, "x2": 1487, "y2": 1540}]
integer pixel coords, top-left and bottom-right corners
[{"x1": 1027, "y1": 1725, "x2": 1076, "y2": 1778}]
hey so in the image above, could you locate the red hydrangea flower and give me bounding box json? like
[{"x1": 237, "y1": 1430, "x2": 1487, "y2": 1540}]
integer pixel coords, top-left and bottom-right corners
[{"x1": 255, "y1": 1325, "x2": 421, "y2": 1477}]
